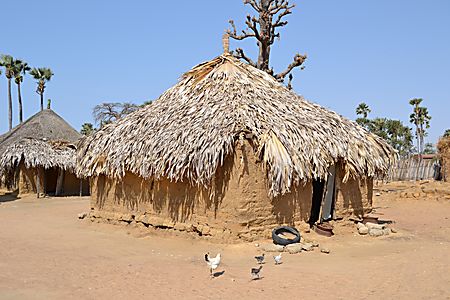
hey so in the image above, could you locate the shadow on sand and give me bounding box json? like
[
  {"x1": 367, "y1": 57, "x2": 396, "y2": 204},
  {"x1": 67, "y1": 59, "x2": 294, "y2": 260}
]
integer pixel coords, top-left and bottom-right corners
[
  {"x1": 0, "y1": 190, "x2": 20, "y2": 204},
  {"x1": 212, "y1": 271, "x2": 225, "y2": 278}
]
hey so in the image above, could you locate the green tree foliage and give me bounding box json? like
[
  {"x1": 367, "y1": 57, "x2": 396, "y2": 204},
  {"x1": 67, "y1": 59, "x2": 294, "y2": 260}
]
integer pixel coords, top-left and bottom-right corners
[
  {"x1": 367, "y1": 118, "x2": 414, "y2": 156},
  {"x1": 443, "y1": 129, "x2": 450, "y2": 138},
  {"x1": 80, "y1": 123, "x2": 95, "y2": 136},
  {"x1": 423, "y1": 142, "x2": 436, "y2": 155},
  {"x1": 409, "y1": 98, "x2": 431, "y2": 154},
  {"x1": 354, "y1": 103, "x2": 414, "y2": 157},
  {"x1": 140, "y1": 100, "x2": 153, "y2": 107},
  {"x1": 355, "y1": 102, "x2": 371, "y2": 128},
  {"x1": 29, "y1": 67, "x2": 54, "y2": 111}
]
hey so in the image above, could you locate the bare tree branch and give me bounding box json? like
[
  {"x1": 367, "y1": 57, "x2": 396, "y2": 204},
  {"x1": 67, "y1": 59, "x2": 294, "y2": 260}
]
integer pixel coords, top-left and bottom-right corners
[
  {"x1": 232, "y1": 48, "x2": 257, "y2": 67},
  {"x1": 227, "y1": 0, "x2": 307, "y2": 87},
  {"x1": 227, "y1": 19, "x2": 256, "y2": 40},
  {"x1": 245, "y1": 15, "x2": 261, "y2": 40},
  {"x1": 269, "y1": 0, "x2": 294, "y2": 15},
  {"x1": 93, "y1": 102, "x2": 139, "y2": 126},
  {"x1": 274, "y1": 53, "x2": 307, "y2": 81},
  {"x1": 244, "y1": 0, "x2": 261, "y2": 12}
]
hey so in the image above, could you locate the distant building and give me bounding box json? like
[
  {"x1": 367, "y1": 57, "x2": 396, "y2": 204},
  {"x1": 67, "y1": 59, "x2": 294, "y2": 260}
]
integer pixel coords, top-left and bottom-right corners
[{"x1": 0, "y1": 109, "x2": 89, "y2": 196}]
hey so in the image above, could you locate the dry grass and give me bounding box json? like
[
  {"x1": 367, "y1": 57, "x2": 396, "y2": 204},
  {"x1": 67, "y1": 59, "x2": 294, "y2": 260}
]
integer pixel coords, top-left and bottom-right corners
[
  {"x1": 437, "y1": 137, "x2": 450, "y2": 181},
  {"x1": 0, "y1": 138, "x2": 76, "y2": 173},
  {"x1": 77, "y1": 54, "x2": 396, "y2": 197}
]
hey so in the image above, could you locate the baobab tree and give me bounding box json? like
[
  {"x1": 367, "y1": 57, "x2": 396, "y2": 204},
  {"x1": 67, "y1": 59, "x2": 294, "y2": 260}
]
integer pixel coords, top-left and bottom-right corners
[
  {"x1": 227, "y1": 0, "x2": 307, "y2": 88},
  {"x1": 93, "y1": 102, "x2": 139, "y2": 127}
]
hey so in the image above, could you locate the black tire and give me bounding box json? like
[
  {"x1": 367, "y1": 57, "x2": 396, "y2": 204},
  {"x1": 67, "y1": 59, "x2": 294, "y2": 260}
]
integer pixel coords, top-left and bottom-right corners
[{"x1": 272, "y1": 226, "x2": 301, "y2": 246}]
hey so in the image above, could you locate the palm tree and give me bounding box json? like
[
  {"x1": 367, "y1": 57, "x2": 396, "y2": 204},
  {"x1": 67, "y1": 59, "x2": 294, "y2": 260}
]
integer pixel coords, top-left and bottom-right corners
[
  {"x1": 0, "y1": 55, "x2": 16, "y2": 131},
  {"x1": 356, "y1": 102, "x2": 371, "y2": 118},
  {"x1": 13, "y1": 59, "x2": 31, "y2": 123},
  {"x1": 355, "y1": 102, "x2": 371, "y2": 128},
  {"x1": 29, "y1": 67, "x2": 53, "y2": 111},
  {"x1": 409, "y1": 98, "x2": 431, "y2": 155}
]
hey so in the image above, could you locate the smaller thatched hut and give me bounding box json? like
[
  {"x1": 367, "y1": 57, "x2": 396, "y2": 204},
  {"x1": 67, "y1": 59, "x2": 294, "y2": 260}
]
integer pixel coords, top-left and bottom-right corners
[
  {"x1": 0, "y1": 109, "x2": 89, "y2": 196},
  {"x1": 437, "y1": 137, "x2": 450, "y2": 181}
]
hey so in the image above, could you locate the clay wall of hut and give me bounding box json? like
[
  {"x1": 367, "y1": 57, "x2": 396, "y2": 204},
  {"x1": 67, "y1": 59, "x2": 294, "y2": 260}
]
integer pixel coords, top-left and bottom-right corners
[
  {"x1": 89, "y1": 141, "x2": 371, "y2": 241},
  {"x1": 17, "y1": 164, "x2": 89, "y2": 196}
]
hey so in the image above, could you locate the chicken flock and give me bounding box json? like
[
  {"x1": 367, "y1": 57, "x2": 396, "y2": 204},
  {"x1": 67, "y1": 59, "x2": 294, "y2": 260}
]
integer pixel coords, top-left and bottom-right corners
[{"x1": 204, "y1": 251, "x2": 283, "y2": 280}]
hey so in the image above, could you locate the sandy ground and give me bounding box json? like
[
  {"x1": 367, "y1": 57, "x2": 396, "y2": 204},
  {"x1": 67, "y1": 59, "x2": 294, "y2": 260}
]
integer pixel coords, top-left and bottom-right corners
[{"x1": 0, "y1": 182, "x2": 449, "y2": 300}]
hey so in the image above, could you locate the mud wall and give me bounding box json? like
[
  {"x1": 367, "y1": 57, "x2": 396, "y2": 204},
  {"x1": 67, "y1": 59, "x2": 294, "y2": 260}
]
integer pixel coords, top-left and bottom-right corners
[
  {"x1": 64, "y1": 172, "x2": 89, "y2": 196},
  {"x1": 90, "y1": 141, "x2": 314, "y2": 241},
  {"x1": 18, "y1": 166, "x2": 40, "y2": 195},
  {"x1": 334, "y1": 166, "x2": 373, "y2": 217},
  {"x1": 18, "y1": 166, "x2": 88, "y2": 197},
  {"x1": 90, "y1": 141, "x2": 372, "y2": 241}
]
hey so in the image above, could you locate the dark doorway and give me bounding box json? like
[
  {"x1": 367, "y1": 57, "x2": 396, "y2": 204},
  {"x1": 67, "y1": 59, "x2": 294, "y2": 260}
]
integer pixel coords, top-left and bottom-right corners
[
  {"x1": 44, "y1": 168, "x2": 58, "y2": 194},
  {"x1": 308, "y1": 166, "x2": 337, "y2": 226},
  {"x1": 309, "y1": 179, "x2": 325, "y2": 227}
]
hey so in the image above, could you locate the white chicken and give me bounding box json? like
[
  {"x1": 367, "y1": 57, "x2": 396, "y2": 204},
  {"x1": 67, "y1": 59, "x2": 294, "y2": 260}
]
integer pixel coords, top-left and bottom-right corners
[
  {"x1": 273, "y1": 253, "x2": 282, "y2": 265},
  {"x1": 205, "y1": 253, "x2": 221, "y2": 277}
]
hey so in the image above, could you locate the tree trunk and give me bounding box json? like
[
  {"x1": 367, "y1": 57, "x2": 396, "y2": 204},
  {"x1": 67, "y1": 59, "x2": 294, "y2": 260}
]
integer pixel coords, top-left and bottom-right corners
[
  {"x1": 17, "y1": 82, "x2": 23, "y2": 123},
  {"x1": 8, "y1": 78, "x2": 12, "y2": 131},
  {"x1": 40, "y1": 92, "x2": 44, "y2": 111},
  {"x1": 257, "y1": 0, "x2": 272, "y2": 71}
]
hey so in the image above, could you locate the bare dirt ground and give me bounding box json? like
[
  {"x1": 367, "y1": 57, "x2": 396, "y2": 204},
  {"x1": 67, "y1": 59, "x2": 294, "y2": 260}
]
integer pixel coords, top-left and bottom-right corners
[{"x1": 1, "y1": 182, "x2": 449, "y2": 300}]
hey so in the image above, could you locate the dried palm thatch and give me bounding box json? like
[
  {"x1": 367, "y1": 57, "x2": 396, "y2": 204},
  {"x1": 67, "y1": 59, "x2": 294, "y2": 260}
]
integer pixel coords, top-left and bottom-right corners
[
  {"x1": 0, "y1": 109, "x2": 81, "y2": 175},
  {"x1": 437, "y1": 137, "x2": 450, "y2": 181},
  {"x1": 77, "y1": 54, "x2": 397, "y2": 197},
  {"x1": 0, "y1": 138, "x2": 77, "y2": 173}
]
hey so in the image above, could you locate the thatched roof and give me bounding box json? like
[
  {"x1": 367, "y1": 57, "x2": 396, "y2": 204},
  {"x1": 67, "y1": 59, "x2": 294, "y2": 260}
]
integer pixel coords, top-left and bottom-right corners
[
  {"x1": 0, "y1": 138, "x2": 77, "y2": 172},
  {"x1": 0, "y1": 109, "x2": 80, "y2": 173},
  {"x1": 77, "y1": 54, "x2": 396, "y2": 197},
  {"x1": 437, "y1": 137, "x2": 450, "y2": 154}
]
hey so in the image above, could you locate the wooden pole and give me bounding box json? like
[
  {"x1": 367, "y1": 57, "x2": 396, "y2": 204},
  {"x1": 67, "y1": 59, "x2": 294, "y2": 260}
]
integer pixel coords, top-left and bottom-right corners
[
  {"x1": 36, "y1": 170, "x2": 40, "y2": 198},
  {"x1": 42, "y1": 168, "x2": 47, "y2": 197},
  {"x1": 55, "y1": 169, "x2": 65, "y2": 196}
]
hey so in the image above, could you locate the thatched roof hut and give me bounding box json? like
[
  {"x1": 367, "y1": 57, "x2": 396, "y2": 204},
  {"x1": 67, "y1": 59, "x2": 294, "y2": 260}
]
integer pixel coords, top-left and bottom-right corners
[
  {"x1": 78, "y1": 54, "x2": 395, "y2": 193},
  {"x1": 77, "y1": 53, "x2": 396, "y2": 241},
  {"x1": 0, "y1": 109, "x2": 88, "y2": 196}
]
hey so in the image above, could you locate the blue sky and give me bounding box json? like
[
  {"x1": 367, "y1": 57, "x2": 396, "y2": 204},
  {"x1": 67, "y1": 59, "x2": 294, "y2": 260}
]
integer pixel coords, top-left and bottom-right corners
[{"x1": 1, "y1": 0, "x2": 449, "y2": 144}]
